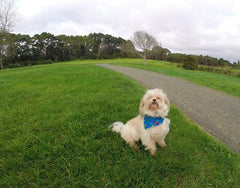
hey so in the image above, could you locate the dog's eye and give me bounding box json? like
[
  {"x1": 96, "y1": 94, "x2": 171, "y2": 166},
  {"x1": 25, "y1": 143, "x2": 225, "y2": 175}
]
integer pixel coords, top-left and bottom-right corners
[{"x1": 147, "y1": 96, "x2": 152, "y2": 100}]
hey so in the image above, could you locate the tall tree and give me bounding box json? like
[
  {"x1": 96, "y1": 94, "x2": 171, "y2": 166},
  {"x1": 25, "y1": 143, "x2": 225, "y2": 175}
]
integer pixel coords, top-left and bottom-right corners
[
  {"x1": 0, "y1": 0, "x2": 16, "y2": 69},
  {"x1": 120, "y1": 40, "x2": 137, "y2": 58},
  {"x1": 148, "y1": 46, "x2": 171, "y2": 61},
  {"x1": 14, "y1": 34, "x2": 32, "y2": 61},
  {"x1": 97, "y1": 38, "x2": 106, "y2": 59},
  {"x1": 132, "y1": 30, "x2": 158, "y2": 66}
]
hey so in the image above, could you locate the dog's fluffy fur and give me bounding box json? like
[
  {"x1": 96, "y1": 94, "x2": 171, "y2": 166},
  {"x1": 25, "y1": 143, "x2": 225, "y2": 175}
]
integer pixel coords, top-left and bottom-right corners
[{"x1": 110, "y1": 88, "x2": 170, "y2": 156}]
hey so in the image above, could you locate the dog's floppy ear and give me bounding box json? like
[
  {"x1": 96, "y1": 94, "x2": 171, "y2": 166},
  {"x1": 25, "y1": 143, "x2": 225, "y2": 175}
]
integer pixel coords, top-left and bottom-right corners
[
  {"x1": 139, "y1": 99, "x2": 145, "y2": 115},
  {"x1": 164, "y1": 96, "x2": 170, "y2": 109}
]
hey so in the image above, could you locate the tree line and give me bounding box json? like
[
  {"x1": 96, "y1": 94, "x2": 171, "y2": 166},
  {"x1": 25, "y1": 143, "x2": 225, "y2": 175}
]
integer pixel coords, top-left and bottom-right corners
[
  {"x1": 2, "y1": 31, "x2": 236, "y2": 69},
  {"x1": 1, "y1": 32, "x2": 139, "y2": 68},
  {"x1": 166, "y1": 53, "x2": 232, "y2": 67}
]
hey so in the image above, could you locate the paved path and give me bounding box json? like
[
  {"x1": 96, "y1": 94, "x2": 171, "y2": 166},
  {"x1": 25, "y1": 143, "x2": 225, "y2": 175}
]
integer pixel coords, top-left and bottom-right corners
[{"x1": 98, "y1": 64, "x2": 240, "y2": 153}]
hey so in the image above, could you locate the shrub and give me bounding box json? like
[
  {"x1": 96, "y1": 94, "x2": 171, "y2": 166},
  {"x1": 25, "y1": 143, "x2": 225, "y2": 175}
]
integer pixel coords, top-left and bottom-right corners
[
  {"x1": 183, "y1": 55, "x2": 198, "y2": 70},
  {"x1": 45, "y1": 59, "x2": 54, "y2": 64},
  {"x1": 8, "y1": 63, "x2": 22, "y2": 68}
]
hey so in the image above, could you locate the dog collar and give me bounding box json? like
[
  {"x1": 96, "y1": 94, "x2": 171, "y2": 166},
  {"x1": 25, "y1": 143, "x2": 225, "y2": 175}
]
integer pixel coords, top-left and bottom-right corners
[{"x1": 144, "y1": 116, "x2": 164, "y2": 129}]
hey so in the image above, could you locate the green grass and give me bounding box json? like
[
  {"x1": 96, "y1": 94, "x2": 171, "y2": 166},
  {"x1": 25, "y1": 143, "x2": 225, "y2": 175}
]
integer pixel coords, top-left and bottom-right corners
[
  {"x1": 1, "y1": 63, "x2": 240, "y2": 187},
  {"x1": 110, "y1": 59, "x2": 240, "y2": 98},
  {"x1": 60, "y1": 58, "x2": 240, "y2": 98},
  {"x1": 198, "y1": 64, "x2": 240, "y2": 77}
]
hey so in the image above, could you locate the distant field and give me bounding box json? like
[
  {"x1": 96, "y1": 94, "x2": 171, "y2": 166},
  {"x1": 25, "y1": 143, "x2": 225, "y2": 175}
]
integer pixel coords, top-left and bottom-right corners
[
  {"x1": 0, "y1": 63, "x2": 240, "y2": 187},
  {"x1": 198, "y1": 64, "x2": 240, "y2": 77},
  {"x1": 64, "y1": 58, "x2": 240, "y2": 98}
]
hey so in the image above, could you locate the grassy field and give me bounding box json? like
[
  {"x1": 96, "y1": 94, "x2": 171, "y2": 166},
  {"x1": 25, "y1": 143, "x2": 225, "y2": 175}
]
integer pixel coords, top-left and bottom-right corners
[
  {"x1": 0, "y1": 63, "x2": 240, "y2": 187},
  {"x1": 110, "y1": 59, "x2": 240, "y2": 98},
  {"x1": 63, "y1": 58, "x2": 240, "y2": 98},
  {"x1": 198, "y1": 64, "x2": 240, "y2": 77}
]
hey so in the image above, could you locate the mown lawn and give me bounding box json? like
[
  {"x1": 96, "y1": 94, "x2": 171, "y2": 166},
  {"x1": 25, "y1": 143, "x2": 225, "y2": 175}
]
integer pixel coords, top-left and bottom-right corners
[
  {"x1": 112, "y1": 59, "x2": 240, "y2": 98},
  {"x1": 63, "y1": 58, "x2": 240, "y2": 98},
  {"x1": 0, "y1": 63, "x2": 240, "y2": 187}
]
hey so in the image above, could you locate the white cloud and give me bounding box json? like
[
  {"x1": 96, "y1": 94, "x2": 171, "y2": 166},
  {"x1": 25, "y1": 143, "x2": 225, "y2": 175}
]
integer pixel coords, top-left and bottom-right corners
[{"x1": 15, "y1": 0, "x2": 240, "y2": 62}]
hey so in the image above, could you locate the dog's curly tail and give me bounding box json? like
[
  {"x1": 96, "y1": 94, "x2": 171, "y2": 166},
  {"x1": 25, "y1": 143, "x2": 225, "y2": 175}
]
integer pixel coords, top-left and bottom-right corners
[{"x1": 109, "y1": 122, "x2": 124, "y2": 133}]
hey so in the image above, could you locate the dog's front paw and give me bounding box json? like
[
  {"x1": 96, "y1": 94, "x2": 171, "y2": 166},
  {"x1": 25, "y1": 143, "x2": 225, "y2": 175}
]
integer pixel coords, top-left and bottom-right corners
[
  {"x1": 128, "y1": 142, "x2": 139, "y2": 151},
  {"x1": 158, "y1": 141, "x2": 167, "y2": 148},
  {"x1": 150, "y1": 149, "x2": 156, "y2": 156},
  {"x1": 133, "y1": 144, "x2": 139, "y2": 151}
]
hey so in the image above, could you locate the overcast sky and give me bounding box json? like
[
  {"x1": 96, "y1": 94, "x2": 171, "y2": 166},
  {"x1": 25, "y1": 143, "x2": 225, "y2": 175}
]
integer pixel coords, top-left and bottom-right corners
[{"x1": 15, "y1": 0, "x2": 240, "y2": 62}]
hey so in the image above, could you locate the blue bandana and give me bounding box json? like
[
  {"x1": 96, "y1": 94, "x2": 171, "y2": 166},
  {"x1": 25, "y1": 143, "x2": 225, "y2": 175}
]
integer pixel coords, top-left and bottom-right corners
[{"x1": 144, "y1": 116, "x2": 164, "y2": 129}]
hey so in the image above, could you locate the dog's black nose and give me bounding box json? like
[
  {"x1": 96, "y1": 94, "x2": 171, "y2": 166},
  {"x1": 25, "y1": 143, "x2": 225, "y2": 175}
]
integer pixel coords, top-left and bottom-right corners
[{"x1": 153, "y1": 99, "x2": 156, "y2": 102}]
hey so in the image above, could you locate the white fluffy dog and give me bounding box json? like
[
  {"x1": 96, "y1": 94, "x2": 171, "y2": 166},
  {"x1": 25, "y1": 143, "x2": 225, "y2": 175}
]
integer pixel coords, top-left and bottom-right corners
[{"x1": 110, "y1": 88, "x2": 170, "y2": 156}]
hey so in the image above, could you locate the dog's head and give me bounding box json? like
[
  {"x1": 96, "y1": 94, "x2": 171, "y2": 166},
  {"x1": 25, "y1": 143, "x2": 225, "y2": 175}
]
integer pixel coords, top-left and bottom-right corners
[{"x1": 139, "y1": 88, "x2": 170, "y2": 117}]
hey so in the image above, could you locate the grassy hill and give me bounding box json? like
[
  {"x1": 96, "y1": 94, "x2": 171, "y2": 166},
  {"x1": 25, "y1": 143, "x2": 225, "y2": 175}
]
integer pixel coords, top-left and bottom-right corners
[
  {"x1": 62, "y1": 58, "x2": 240, "y2": 98},
  {"x1": 0, "y1": 62, "x2": 240, "y2": 187}
]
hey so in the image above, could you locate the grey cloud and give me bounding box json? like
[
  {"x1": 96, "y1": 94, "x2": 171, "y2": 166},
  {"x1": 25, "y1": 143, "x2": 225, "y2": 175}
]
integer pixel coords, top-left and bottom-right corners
[{"x1": 15, "y1": 0, "x2": 240, "y2": 62}]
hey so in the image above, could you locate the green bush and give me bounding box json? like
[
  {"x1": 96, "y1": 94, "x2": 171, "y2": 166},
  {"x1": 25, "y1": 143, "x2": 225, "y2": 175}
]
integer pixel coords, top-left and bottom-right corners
[
  {"x1": 45, "y1": 59, "x2": 54, "y2": 64},
  {"x1": 183, "y1": 55, "x2": 198, "y2": 70},
  {"x1": 8, "y1": 63, "x2": 22, "y2": 68}
]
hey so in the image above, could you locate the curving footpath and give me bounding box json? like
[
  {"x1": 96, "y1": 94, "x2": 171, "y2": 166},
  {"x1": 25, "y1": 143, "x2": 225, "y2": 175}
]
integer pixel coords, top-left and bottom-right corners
[{"x1": 98, "y1": 64, "x2": 240, "y2": 153}]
